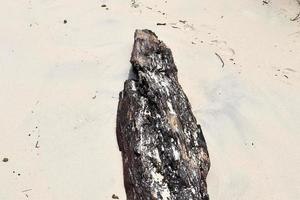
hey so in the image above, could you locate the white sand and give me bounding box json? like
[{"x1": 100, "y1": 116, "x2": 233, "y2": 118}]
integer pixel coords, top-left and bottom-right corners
[{"x1": 0, "y1": 0, "x2": 299, "y2": 199}]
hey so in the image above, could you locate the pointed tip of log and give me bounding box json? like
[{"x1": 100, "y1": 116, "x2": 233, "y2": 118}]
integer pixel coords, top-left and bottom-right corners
[
  {"x1": 134, "y1": 29, "x2": 158, "y2": 40},
  {"x1": 131, "y1": 29, "x2": 177, "y2": 75}
]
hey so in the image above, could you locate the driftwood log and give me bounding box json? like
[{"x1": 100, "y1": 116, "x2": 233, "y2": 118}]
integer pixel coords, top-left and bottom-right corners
[{"x1": 117, "y1": 29, "x2": 210, "y2": 200}]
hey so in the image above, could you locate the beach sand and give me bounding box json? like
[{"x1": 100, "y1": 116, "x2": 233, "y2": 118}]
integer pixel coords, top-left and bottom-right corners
[{"x1": 0, "y1": 0, "x2": 299, "y2": 199}]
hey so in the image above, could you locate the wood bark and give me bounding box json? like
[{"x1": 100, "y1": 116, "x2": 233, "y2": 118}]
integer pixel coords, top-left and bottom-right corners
[{"x1": 117, "y1": 29, "x2": 210, "y2": 200}]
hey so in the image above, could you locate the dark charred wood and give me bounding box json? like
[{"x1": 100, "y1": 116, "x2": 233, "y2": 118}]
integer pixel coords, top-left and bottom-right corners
[{"x1": 117, "y1": 29, "x2": 210, "y2": 200}]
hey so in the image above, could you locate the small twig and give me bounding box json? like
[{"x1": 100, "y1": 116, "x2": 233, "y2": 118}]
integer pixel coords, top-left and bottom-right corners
[
  {"x1": 22, "y1": 189, "x2": 32, "y2": 193},
  {"x1": 291, "y1": 12, "x2": 300, "y2": 21},
  {"x1": 215, "y1": 53, "x2": 224, "y2": 68},
  {"x1": 291, "y1": 0, "x2": 300, "y2": 21},
  {"x1": 35, "y1": 141, "x2": 40, "y2": 148},
  {"x1": 262, "y1": 0, "x2": 269, "y2": 5}
]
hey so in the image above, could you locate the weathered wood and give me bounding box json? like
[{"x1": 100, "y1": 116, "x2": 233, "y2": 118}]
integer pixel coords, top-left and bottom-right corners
[{"x1": 117, "y1": 29, "x2": 210, "y2": 200}]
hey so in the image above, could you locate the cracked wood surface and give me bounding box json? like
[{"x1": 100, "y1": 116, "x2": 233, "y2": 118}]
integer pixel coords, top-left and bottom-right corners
[{"x1": 117, "y1": 30, "x2": 210, "y2": 200}]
